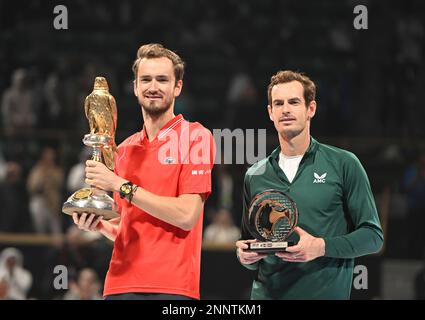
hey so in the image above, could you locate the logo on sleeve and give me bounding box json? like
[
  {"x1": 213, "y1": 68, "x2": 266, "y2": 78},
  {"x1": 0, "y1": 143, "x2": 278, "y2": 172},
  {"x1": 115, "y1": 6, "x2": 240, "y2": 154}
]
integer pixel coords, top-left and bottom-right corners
[
  {"x1": 313, "y1": 172, "x2": 327, "y2": 183},
  {"x1": 191, "y1": 169, "x2": 211, "y2": 176}
]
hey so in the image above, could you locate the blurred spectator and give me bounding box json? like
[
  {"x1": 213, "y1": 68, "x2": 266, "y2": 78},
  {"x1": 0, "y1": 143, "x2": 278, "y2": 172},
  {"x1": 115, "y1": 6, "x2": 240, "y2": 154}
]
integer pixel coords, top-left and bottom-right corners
[
  {"x1": 204, "y1": 208, "x2": 240, "y2": 244},
  {"x1": 396, "y1": 15, "x2": 424, "y2": 65},
  {"x1": 402, "y1": 151, "x2": 425, "y2": 259},
  {"x1": 328, "y1": 22, "x2": 353, "y2": 53},
  {"x1": 0, "y1": 248, "x2": 32, "y2": 300},
  {"x1": 214, "y1": 164, "x2": 234, "y2": 211},
  {"x1": 0, "y1": 161, "x2": 31, "y2": 232},
  {"x1": 415, "y1": 256, "x2": 425, "y2": 300},
  {"x1": 1, "y1": 68, "x2": 39, "y2": 134},
  {"x1": 0, "y1": 278, "x2": 11, "y2": 300},
  {"x1": 63, "y1": 268, "x2": 101, "y2": 300},
  {"x1": 40, "y1": 225, "x2": 111, "y2": 300},
  {"x1": 42, "y1": 72, "x2": 65, "y2": 129},
  {"x1": 225, "y1": 69, "x2": 259, "y2": 129},
  {"x1": 0, "y1": 147, "x2": 6, "y2": 182},
  {"x1": 64, "y1": 225, "x2": 112, "y2": 277},
  {"x1": 27, "y1": 147, "x2": 64, "y2": 234}
]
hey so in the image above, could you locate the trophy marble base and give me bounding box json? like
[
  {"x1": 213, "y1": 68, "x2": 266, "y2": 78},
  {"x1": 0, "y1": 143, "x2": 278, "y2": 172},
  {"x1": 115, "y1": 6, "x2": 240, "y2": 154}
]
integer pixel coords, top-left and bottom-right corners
[
  {"x1": 62, "y1": 187, "x2": 119, "y2": 220},
  {"x1": 246, "y1": 241, "x2": 296, "y2": 254}
]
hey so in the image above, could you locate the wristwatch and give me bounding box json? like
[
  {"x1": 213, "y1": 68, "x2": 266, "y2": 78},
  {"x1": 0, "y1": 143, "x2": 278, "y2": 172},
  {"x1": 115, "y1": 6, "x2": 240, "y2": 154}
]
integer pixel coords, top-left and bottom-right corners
[{"x1": 119, "y1": 181, "x2": 134, "y2": 199}]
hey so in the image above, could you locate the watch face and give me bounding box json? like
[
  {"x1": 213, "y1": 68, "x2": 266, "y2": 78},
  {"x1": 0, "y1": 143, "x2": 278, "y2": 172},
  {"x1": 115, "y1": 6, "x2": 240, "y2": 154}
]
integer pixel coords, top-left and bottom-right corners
[{"x1": 121, "y1": 184, "x2": 132, "y2": 194}]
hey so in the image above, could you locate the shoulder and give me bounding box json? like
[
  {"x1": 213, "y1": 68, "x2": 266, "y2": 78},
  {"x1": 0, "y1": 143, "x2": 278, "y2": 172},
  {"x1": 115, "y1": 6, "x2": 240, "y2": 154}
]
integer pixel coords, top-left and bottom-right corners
[
  {"x1": 317, "y1": 142, "x2": 361, "y2": 165},
  {"x1": 245, "y1": 157, "x2": 269, "y2": 181},
  {"x1": 183, "y1": 119, "x2": 213, "y2": 138},
  {"x1": 317, "y1": 143, "x2": 367, "y2": 182}
]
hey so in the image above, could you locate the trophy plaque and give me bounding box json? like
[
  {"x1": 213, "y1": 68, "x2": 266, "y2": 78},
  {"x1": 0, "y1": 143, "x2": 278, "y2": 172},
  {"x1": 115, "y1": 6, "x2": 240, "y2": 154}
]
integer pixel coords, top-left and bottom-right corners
[
  {"x1": 244, "y1": 190, "x2": 298, "y2": 254},
  {"x1": 62, "y1": 77, "x2": 119, "y2": 220}
]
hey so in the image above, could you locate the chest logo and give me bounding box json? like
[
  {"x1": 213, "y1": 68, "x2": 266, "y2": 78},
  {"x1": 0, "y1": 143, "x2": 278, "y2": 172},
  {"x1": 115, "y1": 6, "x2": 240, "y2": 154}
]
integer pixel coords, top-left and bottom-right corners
[
  {"x1": 313, "y1": 172, "x2": 327, "y2": 183},
  {"x1": 164, "y1": 157, "x2": 175, "y2": 164}
]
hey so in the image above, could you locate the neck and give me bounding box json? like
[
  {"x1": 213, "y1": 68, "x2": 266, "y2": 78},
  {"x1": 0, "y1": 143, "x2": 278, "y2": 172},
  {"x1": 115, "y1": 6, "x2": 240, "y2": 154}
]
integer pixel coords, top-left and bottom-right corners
[
  {"x1": 142, "y1": 109, "x2": 175, "y2": 142},
  {"x1": 278, "y1": 127, "x2": 311, "y2": 156}
]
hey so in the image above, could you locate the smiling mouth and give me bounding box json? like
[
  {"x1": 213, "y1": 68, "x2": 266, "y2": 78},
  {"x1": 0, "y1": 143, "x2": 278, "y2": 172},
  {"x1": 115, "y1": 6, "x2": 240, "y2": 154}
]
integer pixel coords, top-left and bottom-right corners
[{"x1": 145, "y1": 95, "x2": 162, "y2": 99}]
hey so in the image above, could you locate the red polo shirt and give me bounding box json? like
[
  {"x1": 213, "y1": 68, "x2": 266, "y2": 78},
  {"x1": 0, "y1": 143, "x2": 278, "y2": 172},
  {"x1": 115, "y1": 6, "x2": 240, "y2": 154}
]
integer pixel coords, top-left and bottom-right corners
[{"x1": 103, "y1": 114, "x2": 214, "y2": 299}]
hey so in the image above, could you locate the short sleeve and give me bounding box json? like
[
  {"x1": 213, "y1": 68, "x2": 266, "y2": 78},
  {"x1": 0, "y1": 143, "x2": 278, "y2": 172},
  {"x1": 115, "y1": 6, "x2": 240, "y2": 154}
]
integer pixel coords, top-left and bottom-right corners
[{"x1": 178, "y1": 126, "x2": 215, "y2": 199}]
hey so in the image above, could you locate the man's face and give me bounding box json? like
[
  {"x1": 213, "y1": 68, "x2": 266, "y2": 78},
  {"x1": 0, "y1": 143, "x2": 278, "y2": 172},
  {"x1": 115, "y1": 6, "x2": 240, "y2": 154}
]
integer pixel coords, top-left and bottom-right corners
[
  {"x1": 6, "y1": 257, "x2": 17, "y2": 271},
  {"x1": 267, "y1": 81, "x2": 316, "y2": 139},
  {"x1": 134, "y1": 57, "x2": 182, "y2": 117}
]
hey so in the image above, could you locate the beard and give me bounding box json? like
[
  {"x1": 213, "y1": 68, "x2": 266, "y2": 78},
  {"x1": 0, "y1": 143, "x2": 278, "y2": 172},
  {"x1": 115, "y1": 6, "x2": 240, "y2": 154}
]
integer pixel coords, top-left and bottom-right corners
[{"x1": 138, "y1": 96, "x2": 173, "y2": 117}]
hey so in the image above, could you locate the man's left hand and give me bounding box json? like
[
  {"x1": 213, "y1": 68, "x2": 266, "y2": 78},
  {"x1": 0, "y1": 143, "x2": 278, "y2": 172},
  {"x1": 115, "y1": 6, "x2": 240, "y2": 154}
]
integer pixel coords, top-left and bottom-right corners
[
  {"x1": 85, "y1": 160, "x2": 126, "y2": 192},
  {"x1": 275, "y1": 227, "x2": 325, "y2": 263}
]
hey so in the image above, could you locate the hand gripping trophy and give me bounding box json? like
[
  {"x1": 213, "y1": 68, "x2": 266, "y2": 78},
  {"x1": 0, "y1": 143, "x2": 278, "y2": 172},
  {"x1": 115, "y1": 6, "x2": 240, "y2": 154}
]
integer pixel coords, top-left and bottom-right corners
[{"x1": 62, "y1": 77, "x2": 119, "y2": 220}]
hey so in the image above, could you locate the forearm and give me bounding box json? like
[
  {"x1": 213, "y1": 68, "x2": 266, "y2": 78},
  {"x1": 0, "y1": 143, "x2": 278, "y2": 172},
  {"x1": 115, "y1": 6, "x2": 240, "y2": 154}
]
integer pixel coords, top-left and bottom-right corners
[
  {"x1": 87, "y1": 162, "x2": 203, "y2": 231},
  {"x1": 323, "y1": 226, "x2": 384, "y2": 259},
  {"x1": 127, "y1": 188, "x2": 202, "y2": 231}
]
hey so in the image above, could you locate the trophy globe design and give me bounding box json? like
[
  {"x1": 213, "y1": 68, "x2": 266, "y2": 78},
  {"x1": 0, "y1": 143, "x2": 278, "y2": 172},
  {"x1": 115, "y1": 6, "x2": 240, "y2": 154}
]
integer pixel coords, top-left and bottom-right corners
[
  {"x1": 244, "y1": 190, "x2": 298, "y2": 253},
  {"x1": 62, "y1": 77, "x2": 119, "y2": 220}
]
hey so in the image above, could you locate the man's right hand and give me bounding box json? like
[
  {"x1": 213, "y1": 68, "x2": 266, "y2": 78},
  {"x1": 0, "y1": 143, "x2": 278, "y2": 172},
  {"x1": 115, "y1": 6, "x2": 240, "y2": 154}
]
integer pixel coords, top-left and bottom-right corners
[
  {"x1": 236, "y1": 239, "x2": 268, "y2": 264},
  {"x1": 72, "y1": 212, "x2": 103, "y2": 232}
]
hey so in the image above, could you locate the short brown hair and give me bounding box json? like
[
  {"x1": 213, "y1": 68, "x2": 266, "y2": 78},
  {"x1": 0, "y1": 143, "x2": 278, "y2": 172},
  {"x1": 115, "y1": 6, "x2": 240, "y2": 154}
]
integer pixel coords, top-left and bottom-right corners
[
  {"x1": 132, "y1": 43, "x2": 185, "y2": 83},
  {"x1": 267, "y1": 70, "x2": 316, "y2": 107}
]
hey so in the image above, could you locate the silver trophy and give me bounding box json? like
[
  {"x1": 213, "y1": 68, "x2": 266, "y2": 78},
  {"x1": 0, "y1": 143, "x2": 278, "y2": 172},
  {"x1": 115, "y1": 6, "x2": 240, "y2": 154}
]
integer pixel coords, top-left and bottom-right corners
[{"x1": 62, "y1": 77, "x2": 119, "y2": 220}]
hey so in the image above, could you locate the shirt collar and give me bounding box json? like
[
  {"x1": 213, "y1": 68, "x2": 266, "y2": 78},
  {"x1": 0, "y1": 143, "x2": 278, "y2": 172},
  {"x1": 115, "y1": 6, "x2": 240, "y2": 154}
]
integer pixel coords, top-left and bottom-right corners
[
  {"x1": 140, "y1": 114, "x2": 184, "y2": 142},
  {"x1": 270, "y1": 136, "x2": 318, "y2": 164}
]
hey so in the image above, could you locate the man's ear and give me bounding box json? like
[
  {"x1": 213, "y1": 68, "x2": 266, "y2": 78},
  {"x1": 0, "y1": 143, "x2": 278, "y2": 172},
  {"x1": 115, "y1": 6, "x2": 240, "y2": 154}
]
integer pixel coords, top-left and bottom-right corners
[
  {"x1": 267, "y1": 105, "x2": 274, "y2": 121},
  {"x1": 133, "y1": 79, "x2": 138, "y2": 97},
  {"x1": 174, "y1": 80, "x2": 183, "y2": 97},
  {"x1": 308, "y1": 100, "x2": 317, "y2": 120}
]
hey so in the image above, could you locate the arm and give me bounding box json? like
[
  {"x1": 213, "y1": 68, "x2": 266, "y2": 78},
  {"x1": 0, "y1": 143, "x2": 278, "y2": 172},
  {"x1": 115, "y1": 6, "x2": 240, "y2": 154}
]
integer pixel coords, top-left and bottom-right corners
[
  {"x1": 84, "y1": 160, "x2": 205, "y2": 231},
  {"x1": 129, "y1": 189, "x2": 205, "y2": 231},
  {"x1": 277, "y1": 154, "x2": 383, "y2": 263},
  {"x1": 85, "y1": 125, "x2": 214, "y2": 231},
  {"x1": 323, "y1": 153, "x2": 384, "y2": 259}
]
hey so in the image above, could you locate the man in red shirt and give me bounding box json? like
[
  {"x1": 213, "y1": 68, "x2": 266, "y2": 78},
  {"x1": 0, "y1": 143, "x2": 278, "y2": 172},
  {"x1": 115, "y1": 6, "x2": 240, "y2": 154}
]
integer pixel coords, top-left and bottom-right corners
[{"x1": 72, "y1": 43, "x2": 214, "y2": 300}]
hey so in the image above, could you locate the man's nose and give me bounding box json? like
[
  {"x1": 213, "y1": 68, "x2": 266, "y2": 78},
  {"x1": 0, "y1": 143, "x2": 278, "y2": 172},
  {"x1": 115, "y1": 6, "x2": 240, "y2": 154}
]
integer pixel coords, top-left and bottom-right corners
[
  {"x1": 281, "y1": 104, "x2": 291, "y2": 114},
  {"x1": 148, "y1": 79, "x2": 159, "y2": 91}
]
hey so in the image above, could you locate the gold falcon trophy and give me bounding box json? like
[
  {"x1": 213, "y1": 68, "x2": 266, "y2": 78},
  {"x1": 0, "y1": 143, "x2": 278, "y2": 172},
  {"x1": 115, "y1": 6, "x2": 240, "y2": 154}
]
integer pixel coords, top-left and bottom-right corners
[{"x1": 62, "y1": 77, "x2": 119, "y2": 220}]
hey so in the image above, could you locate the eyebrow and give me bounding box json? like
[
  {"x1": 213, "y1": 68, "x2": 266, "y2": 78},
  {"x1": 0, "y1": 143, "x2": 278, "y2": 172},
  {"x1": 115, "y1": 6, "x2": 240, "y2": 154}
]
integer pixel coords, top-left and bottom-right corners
[
  {"x1": 272, "y1": 97, "x2": 302, "y2": 104},
  {"x1": 139, "y1": 75, "x2": 170, "y2": 80},
  {"x1": 288, "y1": 97, "x2": 302, "y2": 103}
]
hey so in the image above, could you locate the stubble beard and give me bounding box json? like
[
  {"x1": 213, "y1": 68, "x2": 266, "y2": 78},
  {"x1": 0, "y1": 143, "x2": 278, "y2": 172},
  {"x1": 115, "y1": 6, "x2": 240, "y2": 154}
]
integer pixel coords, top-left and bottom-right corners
[{"x1": 139, "y1": 97, "x2": 173, "y2": 118}]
